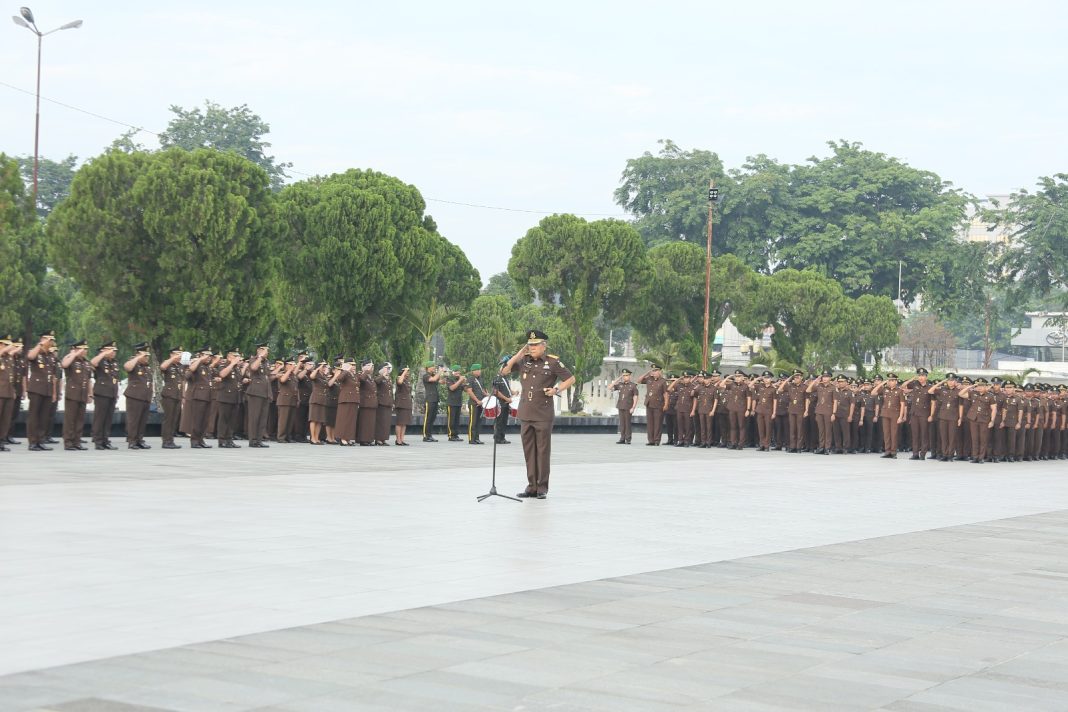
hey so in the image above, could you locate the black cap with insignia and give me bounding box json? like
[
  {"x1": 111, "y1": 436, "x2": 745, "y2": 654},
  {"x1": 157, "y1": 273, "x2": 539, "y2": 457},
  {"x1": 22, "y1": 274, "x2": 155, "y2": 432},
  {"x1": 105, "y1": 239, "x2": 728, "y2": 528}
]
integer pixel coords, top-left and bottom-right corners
[
  {"x1": 621, "y1": 368, "x2": 632, "y2": 375},
  {"x1": 526, "y1": 329, "x2": 548, "y2": 345},
  {"x1": 98, "y1": 340, "x2": 117, "y2": 351}
]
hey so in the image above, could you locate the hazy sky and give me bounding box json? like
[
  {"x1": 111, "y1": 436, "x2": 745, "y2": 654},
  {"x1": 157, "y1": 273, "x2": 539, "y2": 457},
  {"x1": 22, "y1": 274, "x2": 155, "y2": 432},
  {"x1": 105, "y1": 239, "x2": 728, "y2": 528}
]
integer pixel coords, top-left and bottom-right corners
[{"x1": 3, "y1": 1, "x2": 1066, "y2": 282}]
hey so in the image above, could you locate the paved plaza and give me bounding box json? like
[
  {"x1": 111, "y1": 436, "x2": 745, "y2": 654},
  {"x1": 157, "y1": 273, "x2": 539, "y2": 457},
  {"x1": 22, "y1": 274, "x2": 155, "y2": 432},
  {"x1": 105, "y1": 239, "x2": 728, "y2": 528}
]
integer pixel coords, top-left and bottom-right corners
[{"x1": 3, "y1": 434, "x2": 1068, "y2": 710}]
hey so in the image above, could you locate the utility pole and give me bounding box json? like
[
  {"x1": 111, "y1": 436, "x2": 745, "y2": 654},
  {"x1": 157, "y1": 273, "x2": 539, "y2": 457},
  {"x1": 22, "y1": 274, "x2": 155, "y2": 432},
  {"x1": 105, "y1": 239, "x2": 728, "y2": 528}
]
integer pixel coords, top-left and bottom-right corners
[{"x1": 702, "y1": 181, "x2": 719, "y2": 370}]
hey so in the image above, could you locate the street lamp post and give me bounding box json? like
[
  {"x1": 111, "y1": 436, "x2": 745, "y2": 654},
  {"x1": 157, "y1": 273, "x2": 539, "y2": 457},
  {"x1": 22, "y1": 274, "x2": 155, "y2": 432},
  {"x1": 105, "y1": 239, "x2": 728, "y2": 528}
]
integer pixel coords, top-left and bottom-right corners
[
  {"x1": 11, "y1": 7, "x2": 83, "y2": 209},
  {"x1": 702, "y1": 182, "x2": 719, "y2": 371}
]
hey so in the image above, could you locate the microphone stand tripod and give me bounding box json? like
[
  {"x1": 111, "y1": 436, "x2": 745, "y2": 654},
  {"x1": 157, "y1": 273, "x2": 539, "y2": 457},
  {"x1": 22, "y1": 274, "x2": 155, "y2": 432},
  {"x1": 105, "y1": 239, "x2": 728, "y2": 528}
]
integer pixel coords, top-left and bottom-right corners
[{"x1": 477, "y1": 418, "x2": 520, "y2": 503}]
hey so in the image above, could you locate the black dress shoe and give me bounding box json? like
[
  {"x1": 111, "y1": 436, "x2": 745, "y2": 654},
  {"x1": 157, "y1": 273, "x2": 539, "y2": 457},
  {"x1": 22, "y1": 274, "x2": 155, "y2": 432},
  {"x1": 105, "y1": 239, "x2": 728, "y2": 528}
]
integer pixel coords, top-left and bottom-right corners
[
  {"x1": 880, "y1": 452, "x2": 893, "y2": 458},
  {"x1": 616, "y1": 439, "x2": 626, "y2": 444},
  {"x1": 104, "y1": 442, "x2": 118, "y2": 450},
  {"x1": 45, "y1": 438, "x2": 59, "y2": 444},
  {"x1": 6, "y1": 438, "x2": 20, "y2": 444},
  {"x1": 127, "y1": 443, "x2": 140, "y2": 450},
  {"x1": 65, "y1": 446, "x2": 81, "y2": 451},
  {"x1": 28, "y1": 444, "x2": 43, "y2": 451},
  {"x1": 516, "y1": 491, "x2": 536, "y2": 498},
  {"x1": 0, "y1": 444, "x2": 8, "y2": 452},
  {"x1": 535, "y1": 493, "x2": 547, "y2": 499},
  {"x1": 162, "y1": 443, "x2": 182, "y2": 449},
  {"x1": 228, "y1": 440, "x2": 241, "y2": 448},
  {"x1": 137, "y1": 442, "x2": 152, "y2": 449},
  {"x1": 423, "y1": 437, "x2": 434, "y2": 442}
]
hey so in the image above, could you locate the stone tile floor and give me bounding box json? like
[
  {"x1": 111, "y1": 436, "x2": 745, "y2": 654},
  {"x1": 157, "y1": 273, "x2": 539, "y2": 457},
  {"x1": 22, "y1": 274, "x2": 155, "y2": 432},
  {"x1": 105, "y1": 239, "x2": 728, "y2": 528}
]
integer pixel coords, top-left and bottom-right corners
[{"x1": 3, "y1": 435, "x2": 1068, "y2": 710}]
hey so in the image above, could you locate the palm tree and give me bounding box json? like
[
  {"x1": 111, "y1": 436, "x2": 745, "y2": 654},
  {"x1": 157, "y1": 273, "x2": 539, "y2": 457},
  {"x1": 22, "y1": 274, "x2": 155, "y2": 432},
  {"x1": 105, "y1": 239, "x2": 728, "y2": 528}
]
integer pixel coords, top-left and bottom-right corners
[
  {"x1": 394, "y1": 296, "x2": 462, "y2": 361},
  {"x1": 637, "y1": 340, "x2": 699, "y2": 373}
]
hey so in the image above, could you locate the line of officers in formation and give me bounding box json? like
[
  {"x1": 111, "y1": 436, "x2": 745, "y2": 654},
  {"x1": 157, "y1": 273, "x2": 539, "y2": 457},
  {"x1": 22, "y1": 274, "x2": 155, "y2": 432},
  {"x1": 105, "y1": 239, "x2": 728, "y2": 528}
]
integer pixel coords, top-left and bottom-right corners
[
  {"x1": 609, "y1": 365, "x2": 1068, "y2": 464},
  {"x1": 0, "y1": 331, "x2": 518, "y2": 452}
]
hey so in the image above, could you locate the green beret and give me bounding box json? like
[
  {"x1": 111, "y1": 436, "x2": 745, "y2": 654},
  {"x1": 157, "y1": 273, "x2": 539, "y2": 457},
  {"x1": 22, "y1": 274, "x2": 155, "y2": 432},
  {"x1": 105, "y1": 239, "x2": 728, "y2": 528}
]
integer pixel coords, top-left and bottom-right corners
[
  {"x1": 424, "y1": 360, "x2": 435, "y2": 368},
  {"x1": 469, "y1": 363, "x2": 482, "y2": 371}
]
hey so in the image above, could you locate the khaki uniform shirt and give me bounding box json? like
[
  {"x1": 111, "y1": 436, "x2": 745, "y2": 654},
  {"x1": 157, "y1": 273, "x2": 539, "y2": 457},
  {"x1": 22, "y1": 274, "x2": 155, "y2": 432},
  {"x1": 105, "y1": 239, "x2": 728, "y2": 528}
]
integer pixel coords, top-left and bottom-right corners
[{"x1": 516, "y1": 354, "x2": 572, "y2": 422}]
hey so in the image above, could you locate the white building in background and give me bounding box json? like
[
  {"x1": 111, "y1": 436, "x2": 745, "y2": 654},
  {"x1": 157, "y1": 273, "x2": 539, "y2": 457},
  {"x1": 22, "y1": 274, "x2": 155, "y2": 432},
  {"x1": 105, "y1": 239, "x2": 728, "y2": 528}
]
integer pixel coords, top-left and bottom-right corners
[
  {"x1": 960, "y1": 194, "x2": 1014, "y2": 245},
  {"x1": 1010, "y1": 311, "x2": 1068, "y2": 363}
]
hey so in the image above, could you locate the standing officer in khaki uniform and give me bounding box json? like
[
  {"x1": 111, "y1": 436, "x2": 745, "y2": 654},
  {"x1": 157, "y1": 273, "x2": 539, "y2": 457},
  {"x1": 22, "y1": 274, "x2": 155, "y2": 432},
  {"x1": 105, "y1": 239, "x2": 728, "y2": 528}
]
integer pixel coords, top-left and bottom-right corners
[
  {"x1": 463, "y1": 364, "x2": 487, "y2": 445},
  {"x1": 872, "y1": 373, "x2": 906, "y2": 458},
  {"x1": 25, "y1": 330, "x2": 57, "y2": 451},
  {"x1": 123, "y1": 342, "x2": 153, "y2": 449},
  {"x1": 245, "y1": 343, "x2": 271, "y2": 448},
  {"x1": 502, "y1": 330, "x2": 574, "y2": 499},
  {"x1": 0, "y1": 335, "x2": 21, "y2": 451},
  {"x1": 375, "y1": 363, "x2": 396, "y2": 446},
  {"x1": 610, "y1": 368, "x2": 638, "y2": 444},
  {"x1": 186, "y1": 348, "x2": 214, "y2": 448},
  {"x1": 637, "y1": 365, "x2": 667, "y2": 445},
  {"x1": 159, "y1": 348, "x2": 185, "y2": 449},
  {"x1": 215, "y1": 349, "x2": 243, "y2": 448},
  {"x1": 960, "y1": 378, "x2": 998, "y2": 463},
  {"x1": 90, "y1": 341, "x2": 120, "y2": 450},
  {"x1": 61, "y1": 340, "x2": 91, "y2": 450},
  {"x1": 275, "y1": 358, "x2": 299, "y2": 443}
]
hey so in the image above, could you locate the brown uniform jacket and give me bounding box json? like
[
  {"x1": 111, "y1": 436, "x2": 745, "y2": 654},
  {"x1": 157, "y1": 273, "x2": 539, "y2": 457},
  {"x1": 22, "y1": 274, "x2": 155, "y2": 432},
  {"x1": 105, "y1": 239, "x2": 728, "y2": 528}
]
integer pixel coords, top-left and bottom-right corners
[
  {"x1": 639, "y1": 374, "x2": 668, "y2": 409},
  {"x1": 93, "y1": 358, "x2": 120, "y2": 398},
  {"x1": 64, "y1": 356, "x2": 92, "y2": 403},
  {"x1": 375, "y1": 375, "x2": 394, "y2": 408},
  {"x1": 124, "y1": 359, "x2": 153, "y2": 403},
  {"x1": 612, "y1": 381, "x2": 638, "y2": 410},
  {"x1": 516, "y1": 354, "x2": 572, "y2": 422},
  {"x1": 26, "y1": 349, "x2": 56, "y2": 398}
]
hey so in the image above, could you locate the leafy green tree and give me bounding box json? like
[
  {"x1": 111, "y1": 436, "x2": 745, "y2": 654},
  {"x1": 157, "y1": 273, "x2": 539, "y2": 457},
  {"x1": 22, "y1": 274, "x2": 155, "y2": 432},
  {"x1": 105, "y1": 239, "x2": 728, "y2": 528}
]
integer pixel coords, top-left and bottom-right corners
[
  {"x1": 779, "y1": 141, "x2": 971, "y2": 300},
  {"x1": 482, "y1": 271, "x2": 524, "y2": 308},
  {"x1": 732, "y1": 269, "x2": 853, "y2": 372},
  {"x1": 1001, "y1": 174, "x2": 1068, "y2": 303},
  {"x1": 109, "y1": 128, "x2": 147, "y2": 154},
  {"x1": 275, "y1": 169, "x2": 479, "y2": 361},
  {"x1": 17, "y1": 154, "x2": 78, "y2": 219},
  {"x1": 160, "y1": 101, "x2": 292, "y2": 190},
  {"x1": 509, "y1": 214, "x2": 648, "y2": 411},
  {"x1": 397, "y1": 296, "x2": 463, "y2": 362},
  {"x1": 615, "y1": 140, "x2": 971, "y2": 298},
  {"x1": 442, "y1": 295, "x2": 518, "y2": 373},
  {"x1": 721, "y1": 155, "x2": 800, "y2": 271},
  {"x1": 841, "y1": 294, "x2": 901, "y2": 377},
  {"x1": 0, "y1": 154, "x2": 63, "y2": 340},
  {"x1": 46, "y1": 148, "x2": 283, "y2": 359},
  {"x1": 921, "y1": 241, "x2": 1019, "y2": 368},
  {"x1": 626, "y1": 242, "x2": 757, "y2": 358},
  {"x1": 614, "y1": 139, "x2": 731, "y2": 248},
  {"x1": 636, "y1": 339, "x2": 700, "y2": 374}
]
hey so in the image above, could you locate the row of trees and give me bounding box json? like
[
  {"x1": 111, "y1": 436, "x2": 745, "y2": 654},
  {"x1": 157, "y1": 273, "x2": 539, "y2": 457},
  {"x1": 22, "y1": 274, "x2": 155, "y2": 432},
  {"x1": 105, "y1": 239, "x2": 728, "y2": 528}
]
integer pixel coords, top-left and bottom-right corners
[
  {"x1": 615, "y1": 140, "x2": 1068, "y2": 367},
  {"x1": 3, "y1": 102, "x2": 1065, "y2": 410}
]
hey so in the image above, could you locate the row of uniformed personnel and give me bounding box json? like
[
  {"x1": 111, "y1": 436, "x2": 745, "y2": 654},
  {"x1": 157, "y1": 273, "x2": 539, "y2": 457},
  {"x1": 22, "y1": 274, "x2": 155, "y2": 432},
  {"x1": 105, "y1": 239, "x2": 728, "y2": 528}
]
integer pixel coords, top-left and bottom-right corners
[
  {"x1": 1, "y1": 332, "x2": 511, "y2": 452},
  {"x1": 609, "y1": 365, "x2": 1068, "y2": 464}
]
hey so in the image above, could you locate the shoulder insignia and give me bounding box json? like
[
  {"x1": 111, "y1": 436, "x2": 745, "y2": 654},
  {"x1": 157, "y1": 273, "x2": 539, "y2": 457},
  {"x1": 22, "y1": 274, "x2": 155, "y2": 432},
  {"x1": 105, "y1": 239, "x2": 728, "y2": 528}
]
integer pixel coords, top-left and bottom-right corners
[{"x1": 547, "y1": 354, "x2": 559, "y2": 360}]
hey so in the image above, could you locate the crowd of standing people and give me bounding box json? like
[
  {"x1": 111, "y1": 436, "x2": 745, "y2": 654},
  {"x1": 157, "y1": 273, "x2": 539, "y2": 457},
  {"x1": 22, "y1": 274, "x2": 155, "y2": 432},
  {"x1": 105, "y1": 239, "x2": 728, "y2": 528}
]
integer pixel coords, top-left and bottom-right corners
[{"x1": 610, "y1": 366, "x2": 1068, "y2": 464}]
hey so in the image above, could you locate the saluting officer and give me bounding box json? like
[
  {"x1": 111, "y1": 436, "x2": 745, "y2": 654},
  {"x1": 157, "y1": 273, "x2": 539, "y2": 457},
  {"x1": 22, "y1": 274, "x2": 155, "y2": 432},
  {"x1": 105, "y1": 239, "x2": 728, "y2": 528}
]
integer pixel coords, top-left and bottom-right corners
[
  {"x1": 637, "y1": 364, "x2": 668, "y2": 445},
  {"x1": 215, "y1": 349, "x2": 244, "y2": 448},
  {"x1": 25, "y1": 330, "x2": 57, "y2": 451},
  {"x1": 159, "y1": 348, "x2": 185, "y2": 449},
  {"x1": 502, "y1": 329, "x2": 574, "y2": 500},
  {"x1": 464, "y1": 363, "x2": 486, "y2": 445},
  {"x1": 0, "y1": 335, "x2": 22, "y2": 451},
  {"x1": 610, "y1": 368, "x2": 638, "y2": 444},
  {"x1": 123, "y1": 342, "x2": 154, "y2": 449},
  {"x1": 491, "y1": 356, "x2": 513, "y2": 445},
  {"x1": 422, "y1": 361, "x2": 442, "y2": 442},
  {"x1": 245, "y1": 343, "x2": 271, "y2": 448},
  {"x1": 91, "y1": 341, "x2": 120, "y2": 450},
  {"x1": 61, "y1": 339, "x2": 91, "y2": 451}
]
